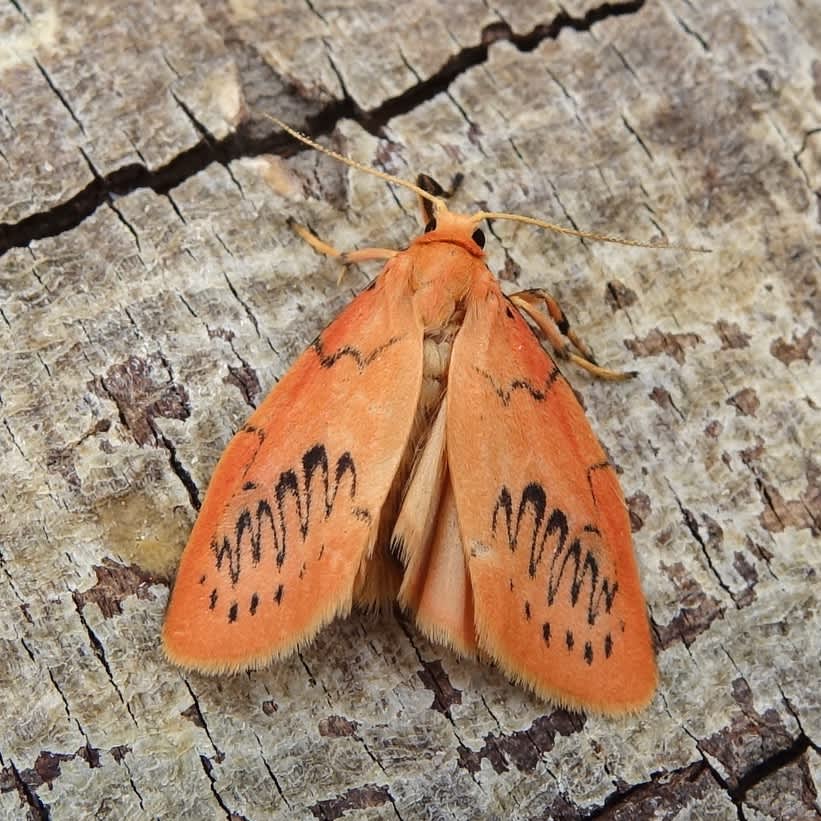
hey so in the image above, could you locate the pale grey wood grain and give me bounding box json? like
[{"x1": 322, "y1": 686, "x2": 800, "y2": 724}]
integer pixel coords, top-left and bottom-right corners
[{"x1": 0, "y1": 1, "x2": 818, "y2": 818}]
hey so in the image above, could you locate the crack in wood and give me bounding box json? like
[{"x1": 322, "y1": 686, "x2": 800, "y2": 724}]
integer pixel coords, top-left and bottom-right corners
[{"x1": 0, "y1": 0, "x2": 646, "y2": 255}]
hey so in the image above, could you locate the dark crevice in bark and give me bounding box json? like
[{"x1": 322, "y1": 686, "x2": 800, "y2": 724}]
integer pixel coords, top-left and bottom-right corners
[
  {"x1": 667, "y1": 483, "x2": 738, "y2": 604},
  {"x1": 157, "y1": 430, "x2": 202, "y2": 511},
  {"x1": 581, "y1": 734, "x2": 816, "y2": 818},
  {"x1": 199, "y1": 754, "x2": 246, "y2": 821},
  {"x1": 182, "y1": 679, "x2": 224, "y2": 762},
  {"x1": 0, "y1": 1, "x2": 645, "y2": 255},
  {"x1": 7, "y1": 760, "x2": 50, "y2": 820},
  {"x1": 729, "y1": 733, "x2": 812, "y2": 806},
  {"x1": 583, "y1": 761, "x2": 712, "y2": 819},
  {"x1": 252, "y1": 730, "x2": 292, "y2": 811}
]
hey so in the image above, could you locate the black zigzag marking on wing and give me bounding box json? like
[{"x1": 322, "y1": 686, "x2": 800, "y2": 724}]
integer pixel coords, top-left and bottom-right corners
[
  {"x1": 475, "y1": 365, "x2": 561, "y2": 406},
  {"x1": 312, "y1": 335, "x2": 404, "y2": 372},
  {"x1": 211, "y1": 445, "x2": 364, "y2": 588},
  {"x1": 492, "y1": 484, "x2": 619, "y2": 630}
]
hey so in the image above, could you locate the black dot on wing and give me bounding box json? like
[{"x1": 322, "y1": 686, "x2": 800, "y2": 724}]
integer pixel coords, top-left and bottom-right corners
[
  {"x1": 198, "y1": 575, "x2": 206, "y2": 585},
  {"x1": 250, "y1": 593, "x2": 259, "y2": 615},
  {"x1": 584, "y1": 641, "x2": 593, "y2": 665},
  {"x1": 604, "y1": 633, "x2": 613, "y2": 658},
  {"x1": 542, "y1": 622, "x2": 551, "y2": 645},
  {"x1": 209, "y1": 589, "x2": 218, "y2": 610},
  {"x1": 274, "y1": 584, "x2": 284, "y2": 605},
  {"x1": 524, "y1": 601, "x2": 531, "y2": 621},
  {"x1": 566, "y1": 630, "x2": 574, "y2": 650},
  {"x1": 353, "y1": 507, "x2": 372, "y2": 522},
  {"x1": 228, "y1": 602, "x2": 238, "y2": 623}
]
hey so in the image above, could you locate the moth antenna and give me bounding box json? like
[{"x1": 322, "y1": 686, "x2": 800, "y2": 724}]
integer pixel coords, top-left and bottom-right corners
[
  {"x1": 267, "y1": 115, "x2": 447, "y2": 213},
  {"x1": 473, "y1": 210, "x2": 710, "y2": 253}
]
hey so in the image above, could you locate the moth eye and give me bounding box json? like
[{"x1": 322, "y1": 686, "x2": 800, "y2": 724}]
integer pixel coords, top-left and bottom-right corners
[
  {"x1": 472, "y1": 228, "x2": 486, "y2": 248},
  {"x1": 424, "y1": 218, "x2": 437, "y2": 233}
]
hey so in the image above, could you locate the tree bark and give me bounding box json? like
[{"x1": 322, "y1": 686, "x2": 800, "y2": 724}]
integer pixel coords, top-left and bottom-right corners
[{"x1": 0, "y1": 1, "x2": 818, "y2": 819}]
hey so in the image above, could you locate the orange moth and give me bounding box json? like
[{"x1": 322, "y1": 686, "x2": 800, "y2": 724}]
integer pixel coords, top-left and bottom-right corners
[{"x1": 163, "y1": 119, "x2": 688, "y2": 714}]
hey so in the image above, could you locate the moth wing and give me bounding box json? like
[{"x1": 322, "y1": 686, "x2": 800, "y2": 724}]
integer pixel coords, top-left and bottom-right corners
[
  {"x1": 394, "y1": 401, "x2": 477, "y2": 656},
  {"x1": 447, "y1": 288, "x2": 656, "y2": 714},
  {"x1": 163, "y1": 262, "x2": 423, "y2": 672}
]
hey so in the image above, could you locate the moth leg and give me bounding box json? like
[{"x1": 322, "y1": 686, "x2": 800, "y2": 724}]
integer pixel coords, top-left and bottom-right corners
[
  {"x1": 287, "y1": 217, "x2": 398, "y2": 262},
  {"x1": 511, "y1": 291, "x2": 637, "y2": 382},
  {"x1": 416, "y1": 173, "x2": 464, "y2": 226},
  {"x1": 287, "y1": 218, "x2": 399, "y2": 282},
  {"x1": 511, "y1": 289, "x2": 596, "y2": 360}
]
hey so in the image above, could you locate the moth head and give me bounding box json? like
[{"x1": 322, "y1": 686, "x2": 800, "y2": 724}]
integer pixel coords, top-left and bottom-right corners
[{"x1": 419, "y1": 209, "x2": 486, "y2": 254}]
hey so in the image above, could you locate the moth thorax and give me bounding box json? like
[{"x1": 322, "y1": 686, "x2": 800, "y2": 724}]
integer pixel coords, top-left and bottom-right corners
[
  {"x1": 368, "y1": 322, "x2": 459, "y2": 572},
  {"x1": 402, "y1": 326, "x2": 458, "y2": 488},
  {"x1": 419, "y1": 334, "x2": 451, "y2": 411}
]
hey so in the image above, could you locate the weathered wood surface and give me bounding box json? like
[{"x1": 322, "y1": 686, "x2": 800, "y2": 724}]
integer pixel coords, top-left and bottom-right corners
[{"x1": 1, "y1": 1, "x2": 818, "y2": 819}]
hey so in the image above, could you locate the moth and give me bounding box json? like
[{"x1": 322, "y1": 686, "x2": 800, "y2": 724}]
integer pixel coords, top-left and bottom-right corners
[{"x1": 162, "y1": 119, "x2": 683, "y2": 714}]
